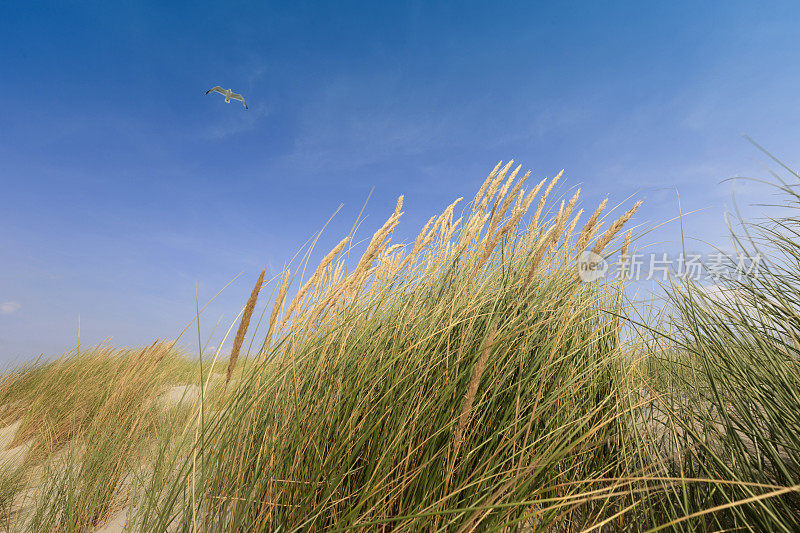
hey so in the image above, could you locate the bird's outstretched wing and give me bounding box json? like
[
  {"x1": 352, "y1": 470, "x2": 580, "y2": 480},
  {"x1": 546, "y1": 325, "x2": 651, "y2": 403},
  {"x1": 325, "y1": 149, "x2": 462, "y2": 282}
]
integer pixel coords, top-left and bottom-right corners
[
  {"x1": 230, "y1": 93, "x2": 248, "y2": 109},
  {"x1": 205, "y1": 86, "x2": 225, "y2": 95}
]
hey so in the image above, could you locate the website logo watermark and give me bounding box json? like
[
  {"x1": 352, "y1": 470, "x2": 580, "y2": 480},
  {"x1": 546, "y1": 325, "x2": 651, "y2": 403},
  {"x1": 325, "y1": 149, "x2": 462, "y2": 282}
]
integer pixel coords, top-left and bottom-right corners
[{"x1": 577, "y1": 252, "x2": 763, "y2": 283}]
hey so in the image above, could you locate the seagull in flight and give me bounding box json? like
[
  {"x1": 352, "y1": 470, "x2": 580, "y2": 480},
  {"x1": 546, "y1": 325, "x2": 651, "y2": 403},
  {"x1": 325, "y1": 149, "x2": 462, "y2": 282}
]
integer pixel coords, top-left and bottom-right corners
[{"x1": 205, "y1": 86, "x2": 248, "y2": 109}]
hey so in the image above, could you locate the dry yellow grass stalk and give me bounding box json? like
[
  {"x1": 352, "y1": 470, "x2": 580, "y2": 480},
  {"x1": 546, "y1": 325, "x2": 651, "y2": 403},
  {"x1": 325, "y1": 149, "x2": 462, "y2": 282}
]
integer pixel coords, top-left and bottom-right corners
[
  {"x1": 398, "y1": 214, "x2": 437, "y2": 271},
  {"x1": 549, "y1": 200, "x2": 565, "y2": 249},
  {"x1": 531, "y1": 170, "x2": 564, "y2": 231},
  {"x1": 481, "y1": 161, "x2": 515, "y2": 210},
  {"x1": 472, "y1": 199, "x2": 530, "y2": 280},
  {"x1": 521, "y1": 181, "x2": 543, "y2": 213},
  {"x1": 451, "y1": 322, "x2": 498, "y2": 468},
  {"x1": 457, "y1": 212, "x2": 491, "y2": 260},
  {"x1": 226, "y1": 267, "x2": 266, "y2": 385},
  {"x1": 619, "y1": 230, "x2": 632, "y2": 279},
  {"x1": 443, "y1": 215, "x2": 462, "y2": 245},
  {"x1": 563, "y1": 208, "x2": 584, "y2": 250},
  {"x1": 374, "y1": 243, "x2": 407, "y2": 286},
  {"x1": 485, "y1": 170, "x2": 529, "y2": 247},
  {"x1": 513, "y1": 186, "x2": 526, "y2": 213},
  {"x1": 591, "y1": 200, "x2": 642, "y2": 256},
  {"x1": 371, "y1": 241, "x2": 403, "y2": 290},
  {"x1": 551, "y1": 188, "x2": 581, "y2": 249},
  {"x1": 349, "y1": 207, "x2": 402, "y2": 285},
  {"x1": 304, "y1": 265, "x2": 329, "y2": 311},
  {"x1": 524, "y1": 226, "x2": 557, "y2": 285},
  {"x1": 576, "y1": 198, "x2": 609, "y2": 253},
  {"x1": 615, "y1": 230, "x2": 633, "y2": 343},
  {"x1": 439, "y1": 208, "x2": 454, "y2": 240},
  {"x1": 471, "y1": 161, "x2": 503, "y2": 213},
  {"x1": 344, "y1": 265, "x2": 378, "y2": 303},
  {"x1": 494, "y1": 165, "x2": 522, "y2": 207},
  {"x1": 260, "y1": 269, "x2": 291, "y2": 357},
  {"x1": 377, "y1": 245, "x2": 406, "y2": 285},
  {"x1": 279, "y1": 235, "x2": 351, "y2": 333},
  {"x1": 514, "y1": 177, "x2": 550, "y2": 255},
  {"x1": 296, "y1": 262, "x2": 345, "y2": 326},
  {"x1": 409, "y1": 197, "x2": 460, "y2": 260},
  {"x1": 499, "y1": 170, "x2": 529, "y2": 216},
  {"x1": 304, "y1": 281, "x2": 344, "y2": 326}
]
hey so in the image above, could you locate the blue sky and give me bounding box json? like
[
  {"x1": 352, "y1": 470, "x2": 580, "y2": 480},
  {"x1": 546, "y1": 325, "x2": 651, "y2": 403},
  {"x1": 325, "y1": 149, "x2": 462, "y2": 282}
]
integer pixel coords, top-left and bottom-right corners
[{"x1": 2, "y1": 1, "x2": 799, "y2": 364}]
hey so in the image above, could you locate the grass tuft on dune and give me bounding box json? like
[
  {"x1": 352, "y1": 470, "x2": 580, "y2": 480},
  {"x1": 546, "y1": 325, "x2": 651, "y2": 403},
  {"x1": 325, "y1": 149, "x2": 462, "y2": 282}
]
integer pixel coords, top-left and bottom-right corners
[{"x1": 0, "y1": 159, "x2": 798, "y2": 531}]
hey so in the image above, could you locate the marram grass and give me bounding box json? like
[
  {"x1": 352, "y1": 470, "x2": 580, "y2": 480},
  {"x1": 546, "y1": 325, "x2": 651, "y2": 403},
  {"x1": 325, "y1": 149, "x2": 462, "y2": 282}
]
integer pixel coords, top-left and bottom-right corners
[
  {"x1": 143, "y1": 162, "x2": 644, "y2": 531},
  {"x1": 0, "y1": 160, "x2": 798, "y2": 531}
]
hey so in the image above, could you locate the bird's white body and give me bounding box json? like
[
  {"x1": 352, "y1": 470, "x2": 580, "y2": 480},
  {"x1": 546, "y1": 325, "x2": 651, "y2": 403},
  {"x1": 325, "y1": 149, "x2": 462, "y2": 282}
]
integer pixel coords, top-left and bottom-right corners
[{"x1": 205, "y1": 86, "x2": 248, "y2": 109}]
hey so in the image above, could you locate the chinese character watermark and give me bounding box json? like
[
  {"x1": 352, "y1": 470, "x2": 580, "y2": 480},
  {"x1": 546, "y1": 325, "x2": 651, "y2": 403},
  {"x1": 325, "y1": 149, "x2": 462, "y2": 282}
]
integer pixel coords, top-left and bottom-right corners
[{"x1": 577, "y1": 252, "x2": 763, "y2": 283}]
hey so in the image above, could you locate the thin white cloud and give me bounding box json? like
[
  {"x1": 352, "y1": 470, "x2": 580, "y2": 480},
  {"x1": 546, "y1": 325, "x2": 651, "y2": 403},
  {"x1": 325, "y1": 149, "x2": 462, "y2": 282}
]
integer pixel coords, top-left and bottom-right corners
[{"x1": 1, "y1": 301, "x2": 21, "y2": 315}]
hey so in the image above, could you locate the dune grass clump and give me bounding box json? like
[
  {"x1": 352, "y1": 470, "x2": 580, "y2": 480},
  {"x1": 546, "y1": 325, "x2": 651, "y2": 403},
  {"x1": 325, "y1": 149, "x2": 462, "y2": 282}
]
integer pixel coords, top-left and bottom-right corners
[
  {"x1": 4, "y1": 159, "x2": 800, "y2": 530},
  {"x1": 0, "y1": 342, "x2": 212, "y2": 531},
  {"x1": 0, "y1": 343, "x2": 198, "y2": 461},
  {"x1": 138, "y1": 162, "x2": 643, "y2": 531},
  {"x1": 635, "y1": 158, "x2": 800, "y2": 531}
]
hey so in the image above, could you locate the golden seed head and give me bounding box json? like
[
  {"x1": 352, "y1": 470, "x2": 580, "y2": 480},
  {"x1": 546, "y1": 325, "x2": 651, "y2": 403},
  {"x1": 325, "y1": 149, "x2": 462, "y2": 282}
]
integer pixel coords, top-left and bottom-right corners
[
  {"x1": 576, "y1": 198, "x2": 609, "y2": 252},
  {"x1": 591, "y1": 200, "x2": 642, "y2": 256}
]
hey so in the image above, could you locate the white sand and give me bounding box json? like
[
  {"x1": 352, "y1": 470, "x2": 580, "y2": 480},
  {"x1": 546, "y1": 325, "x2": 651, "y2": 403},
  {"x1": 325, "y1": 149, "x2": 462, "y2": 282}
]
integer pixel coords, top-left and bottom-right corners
[
  {"x1": 156, "y1": 384, "x2": 201, "y2": 410},
  {"x1": 0, "y1": 420, "x2": 21, "y2": 451},
  {"x1": 94, "y1": 507, "x2": 129, "y2": 533},
  {"x1": 0, "y1": 378, "x2": 223, "y2": 531}
]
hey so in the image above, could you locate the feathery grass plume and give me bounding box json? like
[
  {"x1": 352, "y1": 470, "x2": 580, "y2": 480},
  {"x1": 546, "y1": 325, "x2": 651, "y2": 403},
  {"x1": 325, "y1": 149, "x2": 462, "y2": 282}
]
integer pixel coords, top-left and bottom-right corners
[
  {"x1": 531, "y1": 170, "x2": 564, "y2": 231},
  {"x1": 278, "y1": 235, "x2": 351, "y2": 333},
  {"x1": 458, "y1": 212, "x2": 491, "y2": 258},
  {"x1": 576, "y1": 198, "x2": 609, "y2": 253},
  {"x1": 521, "y1": 181, "x2": 542, "y2": 213},
  {"x1": 438, "y1": 196, "x2": 462, "y2": 227},
  {"x1": 386, "y1": 243, "x2": 405, "y2": 256},
  {"x1": 494, "y1": 165, "x2": 522, "y2": 207},
  {"x1": 398, "y1": 215, "x2": 436, "y2": 271},
  {"x1": 304, "y1": 279, "x2": 344, "y2": 326},
  {"x1": 485, "y1": 169, "x2": 528, "y2": 246},
  {"x1": 471, "y1": 161, "x2": 503, "y2": 214},
  {"x1": 618, "y1": 230, "x2": 632, "y2": 279},
  {"x1": 500, "y1": 169, "x2": 529, "y2": 214},
  {"x1": 563, "y1": 208, "x2": 584, "y2": 250},
  {"x1": 479, "y1": 161, "x2": 514, "y2": 213},
  {"x1": 346, "y1": 209, "x2": 404, "y2": 298},
  {"x1": 508, "y1": 185, "x2": 549, "y2": 264},
  {"x1": 513, "y1": 186, "x2": 526, "y2": 213},
  {"x1": 226, "y1": 267, "x2": 266, "y2": 386},
  {"x1": 451, "y1": 322, "x2": 498, "y2": 468},
  {"x1": 591, "y1": 200, "x2": 643, "y2": 256},
  {"x1": 319, "y1": 263, "x2": 333, "y2": 294},
  {"x1": 472, "y1": 201, "x2": 529, "y2": 280},
  {"x1": 483, "y1": 163, "x2": 521, "y2": 232},
  {"x1": 260, "y1": 269, "x2": 291, "y2": 357},
  {"x1": 430, "y1": 215, "x2": 462, "y2": 274},
  {"x1": 524, "y1": 226, "x2": 557, "y2": 285},
  {"x1": 442, "y1": 215, "x2": 462, "y2": 247},
  {"x1": 345, "y1": 265, "x2": 379, "y2": 303},
  {"x1": 549, "y1": 200, "x2": 565, "y2": 249},
  {"x1": 439, "y1": 206, "x2": 454, "y2": 240},
  {"x1": 380, "y1": 243, "x2": 406, "y2": 271},
  {"x1": 554, "y1": 188, "x2": 581, "y2": 248},
  {"x1": 305, "y1": 265, "x2": 329, "y2": 310},
  {"x1": 373, "y1": 243, "x2": 405, "y2": 288},
  {"x1": 418, "y1": 197, "x2": 460, "y2": 257},
  {"x1": 376, "y1": 245, "x2": 406, "y2": 286},
  {"x1": 458, "y1": 200, "x2": 488, "y2": 249}
]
